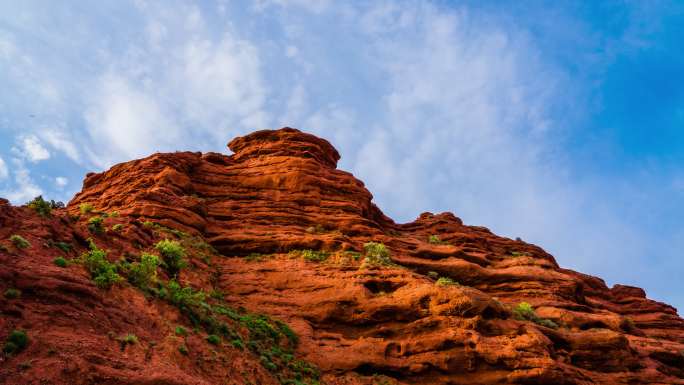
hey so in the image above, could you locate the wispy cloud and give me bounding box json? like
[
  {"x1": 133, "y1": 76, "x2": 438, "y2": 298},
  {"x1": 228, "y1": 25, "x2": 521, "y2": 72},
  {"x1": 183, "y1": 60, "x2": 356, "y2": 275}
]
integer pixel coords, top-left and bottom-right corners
[
  {"x1": 0, "y1": 158, "x2": 42, "y2": 203},
  {"x1": 55, "y1": 176, "x2": 68, "y2": 188},
  {"x1": 15, "y1": 135, "x2": 50, "y2": 162},
  {"x1": 0, "y1": 156, "x2": 8, "y2": 180}
]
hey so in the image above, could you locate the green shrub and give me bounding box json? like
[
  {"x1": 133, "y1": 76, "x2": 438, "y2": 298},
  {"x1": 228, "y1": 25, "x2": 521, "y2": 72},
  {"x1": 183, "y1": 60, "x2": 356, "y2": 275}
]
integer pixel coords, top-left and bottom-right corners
[
  {"x1": 427, "y1": 271, "x2": 439, "y2": 280},
  {"x1": 512, "y1": 302, "x2": 535, "y2": 319},
  {"x1": 175, "y1": 326, "x2": 187, "y2": 336},
  {"x1": 301, "y1": 249, "x2": 328, "y2": 262},
  {"x1": 4, "y1": 288, "x2": 21, "y2": 299},
  {"x1": 436, "y1": 277, "x2": 459, "y2": 286},
  {"x1": 10, "y1": 235, "x2": 30, "y2": 249},
  {"x1": 128, "y1": 253, "x2": 160, "y2": 289},
  {"x1": 79, "y1": 203, "x2": 94, "y2": 214},
  {"x1": 110, "y1": 211, "x2": 120, "y2": 217},
  {"x1": 3, "y1": 330, "x2": 28, "y2": 355},
  {"x1": 27, "y1": 196, "x2": 52, "y2": 217},
  {"x1": 81, "y1": 239, "x2": 122, "y2": 289},
  {"x1": 155, "y1": 240, "x2": 186, "y2": 276},
  {"x1": 111, "y1": 224, "x2": 124, "y2": 232},
  {"x1": 428, "y1": 235, "x2": 441, "y2": 244},
  {"x1": 231, "y1": 338, "x2": 244, "y2": 349},
  {"x1": 178, "y1": 344, "x2": 189, "y2": 355},
  {"x1": 362, "y1": 242, "x2": 392, "y2": 267},
  {"x1": 55, "y1": 242, "x2": 72, "y2": 253},
  {"x1": 161, "y1": 280, "x2": 206, "y2": 309},
  {"x1": 117, "y1": 333, "x2": 137, "y2": 350},
  {"x1": 537, "y1": 318, "x2": 559, "y2": 329},
  {"x1": 209, "y1": 289, "x2": 224, "y2": 300},
  {"x1": 206, "y1": 334, "x2": 220, "y2": 345},
  {"x1": 121, "y1": 334, "x2": 138, "y2": 345},
  {"x1": 53, "y1": 256, "x2": 68, "y2": 267},
  {"x1": 512, "y1": 302, "x2": 558, "y2": 329},
  {"x1": 344, "y1": 251, "x2": 362, "y2": 261},
  {"x1": 87, "y1": 216, "x2": 104, "y2": 234}
]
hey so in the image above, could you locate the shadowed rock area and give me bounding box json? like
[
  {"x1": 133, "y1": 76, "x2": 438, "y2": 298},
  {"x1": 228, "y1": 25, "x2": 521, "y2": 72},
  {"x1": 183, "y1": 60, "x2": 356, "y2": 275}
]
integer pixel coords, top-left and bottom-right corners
[{"x1": 1, "y1": 127, "x2": 683, "y2": 384}]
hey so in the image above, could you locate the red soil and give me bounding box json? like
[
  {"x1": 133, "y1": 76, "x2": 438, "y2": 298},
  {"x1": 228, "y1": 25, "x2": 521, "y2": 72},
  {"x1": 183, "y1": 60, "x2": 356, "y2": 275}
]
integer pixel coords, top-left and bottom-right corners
[{"x1": 1, "y1": 127, "x2": 683, "y2": 384}]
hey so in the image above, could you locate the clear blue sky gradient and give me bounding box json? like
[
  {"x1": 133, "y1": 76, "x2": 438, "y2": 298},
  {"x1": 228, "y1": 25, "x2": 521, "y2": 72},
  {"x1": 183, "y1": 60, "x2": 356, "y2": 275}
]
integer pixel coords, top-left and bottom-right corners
[{"x1": 0, "y1": 1, "x2": 683, "y2": 312}]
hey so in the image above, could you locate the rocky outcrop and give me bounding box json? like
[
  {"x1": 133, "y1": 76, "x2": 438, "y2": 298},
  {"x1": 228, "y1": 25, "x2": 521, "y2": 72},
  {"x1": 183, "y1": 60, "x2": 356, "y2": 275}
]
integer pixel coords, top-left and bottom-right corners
[{"x1": 1, "y1": 128, "x2": 683, "y2": 385}]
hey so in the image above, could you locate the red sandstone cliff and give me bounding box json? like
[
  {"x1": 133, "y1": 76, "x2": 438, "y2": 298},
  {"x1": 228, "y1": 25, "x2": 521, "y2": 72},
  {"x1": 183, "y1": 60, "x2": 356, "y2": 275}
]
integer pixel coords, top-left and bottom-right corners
[{"x1": 1, "y1": 128, "x2": 683, "y2": 384}]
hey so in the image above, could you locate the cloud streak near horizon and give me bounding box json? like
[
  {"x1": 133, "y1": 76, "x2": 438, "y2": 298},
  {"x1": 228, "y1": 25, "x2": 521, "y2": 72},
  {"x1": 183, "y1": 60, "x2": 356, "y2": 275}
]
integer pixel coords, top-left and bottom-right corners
[{"x1": 1, "y1": 1, "x2": 683, "y2": 312}]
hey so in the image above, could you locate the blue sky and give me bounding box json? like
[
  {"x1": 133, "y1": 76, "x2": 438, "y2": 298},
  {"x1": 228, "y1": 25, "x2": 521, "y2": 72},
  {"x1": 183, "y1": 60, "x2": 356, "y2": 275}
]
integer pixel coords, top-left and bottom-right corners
[{"x1": 1, "y1": 1, "x2": 683, "y2": 312}]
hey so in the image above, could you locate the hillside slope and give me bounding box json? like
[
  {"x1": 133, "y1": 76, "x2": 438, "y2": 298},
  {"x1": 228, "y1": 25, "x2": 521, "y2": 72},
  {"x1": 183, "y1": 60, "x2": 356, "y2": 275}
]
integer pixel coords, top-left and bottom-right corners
[{"x1": 1, "y1": 128, "x2": 683, "y2": 384}]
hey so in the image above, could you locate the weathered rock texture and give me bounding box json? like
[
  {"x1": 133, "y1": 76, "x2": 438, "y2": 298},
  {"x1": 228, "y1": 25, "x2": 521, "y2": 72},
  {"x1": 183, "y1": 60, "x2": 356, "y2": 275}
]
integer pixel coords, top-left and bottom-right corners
[{"x1": 1, "y1": 127, "x2": 683, "y2": 385}]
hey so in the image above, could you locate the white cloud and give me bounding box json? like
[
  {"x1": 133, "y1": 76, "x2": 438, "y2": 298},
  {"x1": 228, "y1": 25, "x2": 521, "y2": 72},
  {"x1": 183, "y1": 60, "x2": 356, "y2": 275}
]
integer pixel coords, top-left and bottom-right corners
[
  {"x1": 84, "y1": 73, "x2": 181, "y2": 167},
  {"x1": 0, "y1": 158, "x2": 42, "y2": 203},
  {"x1": 79, "y1": 3, "x2": 268, "y2": 167},
  {"x1": 0, "y1": 156, "x2": 8, "y2": 180},
  {"x1": 41, "y1": 129, "x2": 80, "y2": 162},
  {"x1": 16, "y1": 135, "x2": 50, "y2": 162},
  {"x1": 55, "y1": 176, "x2": 68, "y2": 188}
]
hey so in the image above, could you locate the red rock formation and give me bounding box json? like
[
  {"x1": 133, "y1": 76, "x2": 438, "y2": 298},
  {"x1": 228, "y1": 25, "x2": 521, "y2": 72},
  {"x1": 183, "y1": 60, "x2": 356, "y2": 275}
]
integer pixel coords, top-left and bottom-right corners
[{"x1": 1, "y1": 128, "x2": 683, "y2": 384}]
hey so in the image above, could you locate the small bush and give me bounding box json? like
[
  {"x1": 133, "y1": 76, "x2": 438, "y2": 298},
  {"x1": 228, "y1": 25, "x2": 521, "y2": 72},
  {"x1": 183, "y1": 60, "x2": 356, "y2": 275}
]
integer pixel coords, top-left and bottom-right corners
[
  {"x1": 536, "y1": 318, "x2": 559, "y2": 329},
  {"x1": 53, "y1": 256, "x2": 68, "y2": 267},
  {"x1": 155, "y1": 240, "x2": 186, "y2": 276},
  {"x1": 209, "y1": 289, "x2": 224, "y2": 300},
  {"x1": 231, "y1": 339, "x2": 244, "y2": 349},
  {"x1": 3, "y1": 330, "x2": 28, "y2": 355},
  {"x1": 436, "y1": 277, "x2": 459, "y2": 286},
  {"x1": 87, "y1": 216, "x2": 104, "y2": 234},
  {"x1": 128, "y1": 253, "x2": 160, "y2": 289},
  {"x1": 161, "y1": 280, "x2": 206, "y2": 310},
  {"x1": 512, "y1": 302, "x2": 535, "y2": 319},
  {"x1": 301, "y1": 249, "x2": 328, "y2": 262},
  {"x1": 118, "y1": 334, "x2": 137, "y2": 350},
  {"x1": 344, "y1": 251, "x2": 362, "y2": 261},
  {"x1": 427, "y1": 271, "x2": 439, "y2": 280},
  {"x1": 111, "y1": 224, "x2": 124, "y2": 232},
  {"x1": 175, "y1": 326, "x2": 187, "y2": 336},
  {"x1": 178, "y1": 344, "x2": 189, "y2": 355},
  {"x1": 245, "y1": 252, "x2": 266, "y2": 262},
  {"x1": 428, "y1": 235, "x2": 442, "y2": 244},
  {"x1": 55, "y1": 242, "x2": 72, "y2": 253},
  {"x1": 27, "y1": 196, "x2": 52, "y2": 217},
  {"x1": 512, "y1": 302, "x2": 558, "y2": 329},
  {"x1": 79, "y1": 203, "x2": 94, "y2": 214},
  {"x1": 4, "y1": 288, "x2": 21, "y2": 299},
  {"x1": 121, "y1": 334, "x2": 138, "y2": 345},
  {"x1": 362, "y1": 242, "x2": 392, "y2": 267},
  {"x1": 81, "y1": 239, "x2": 122, "y2": 289},
  {"x1": 10, "y1": 235, "x2": 30, "y2": 249},
  {"x1": 206, "y1": 334, "x2": 220, "y2": 345}
]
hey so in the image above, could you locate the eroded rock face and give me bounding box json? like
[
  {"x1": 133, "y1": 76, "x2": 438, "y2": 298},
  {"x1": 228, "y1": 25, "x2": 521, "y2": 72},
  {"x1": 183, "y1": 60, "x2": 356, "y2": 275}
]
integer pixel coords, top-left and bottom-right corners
[{"x1": 1, "y1": 128, "x2": 683, "y2": 385}]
